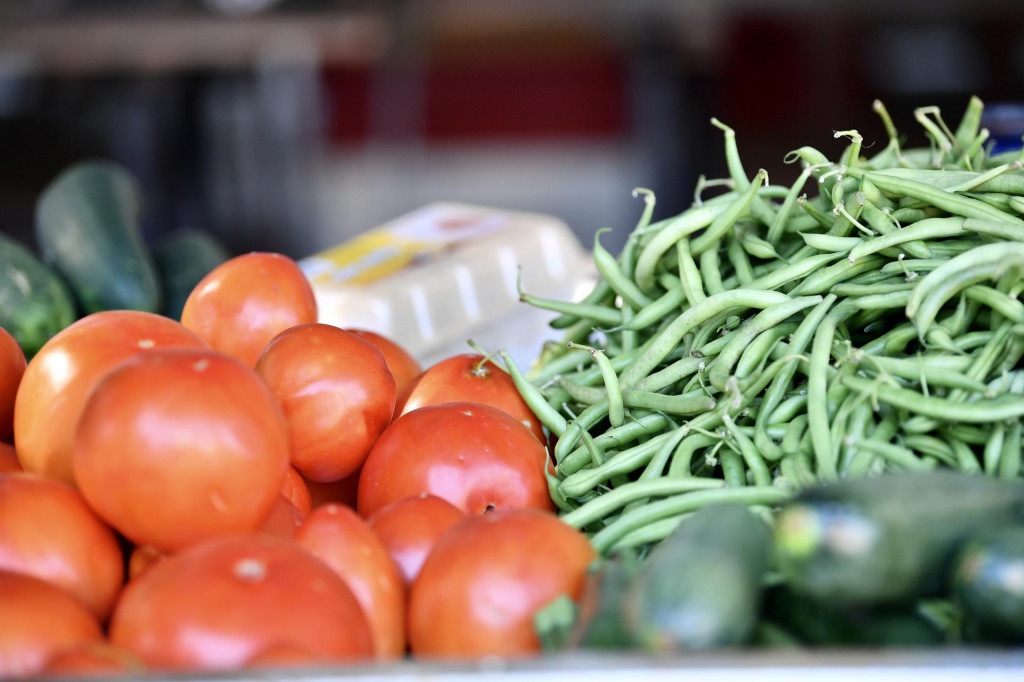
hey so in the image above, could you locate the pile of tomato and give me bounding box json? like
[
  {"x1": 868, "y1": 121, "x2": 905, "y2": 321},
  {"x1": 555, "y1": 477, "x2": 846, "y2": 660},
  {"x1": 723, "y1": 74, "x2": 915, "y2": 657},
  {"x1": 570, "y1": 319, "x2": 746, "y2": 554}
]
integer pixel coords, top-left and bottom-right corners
[{"x1": 0, "y1": 252, "x2": 596, "y2": 677}]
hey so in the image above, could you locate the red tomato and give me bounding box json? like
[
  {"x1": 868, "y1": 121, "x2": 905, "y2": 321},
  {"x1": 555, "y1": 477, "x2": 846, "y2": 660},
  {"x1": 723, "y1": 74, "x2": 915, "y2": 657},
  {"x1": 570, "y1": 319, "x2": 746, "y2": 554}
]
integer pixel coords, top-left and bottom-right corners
[
  {"x1": 396, "y1": 353, "x2": 546, "y2": 446},
  {"x1": 257, "y1": 496, "x2": 306, "y2": 540},
  {"x1": 42, "y1": 641, "x2": 146, "y2": 677},
  {"x1": 357, "y1": 402, "x2": 554, "y2": 517},
  {"x1": 367, "y1": 494, "x2": 465, "y2": 587},
  {"x1": 109, "y1": 534, "x2": 373, "y2": 671},
  {"x1": 408, "y1": 509, "x2": 596, "y2": 657},
  {"x1": 280, "y1": 466, "x2": 313, "y2": 515},
  {"x1": 0, "y1": 473, "x2": 124, "y2": 621},
  {"x1": 347, "y1": 329, "x2": 422, "y2": 401},
  {"x1": 73, "y1": 349, "x2": 289, "y2": 552},
  {"x1": 0, "y1": 327, "x2": 26, "y2": 443},
  {"x1": 14, "y1": 311, "x2": 208, "y2": 486},
  {"x1": 255, "y1": 324, "x2": 395, "y2": 483},
  {"x1": 0, "y1": 570, "x2": 103, "y2": 678},
  {"x1": 296, "y1": 504, "x2": 405, "y2": 660},
  {"x1": 181, "y1": 252, "x2": 317, "y2": 367},
  {"x1": 0, "y1": 442, "x2": 20, "y2": 474}
]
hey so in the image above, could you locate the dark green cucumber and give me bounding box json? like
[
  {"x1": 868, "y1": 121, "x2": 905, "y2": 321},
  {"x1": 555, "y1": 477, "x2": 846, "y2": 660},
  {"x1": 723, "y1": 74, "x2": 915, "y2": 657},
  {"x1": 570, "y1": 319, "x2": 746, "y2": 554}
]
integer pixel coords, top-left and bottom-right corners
[
  {"x1": 622, "y1": 503, "x2": 773, "y2": 651},
  {"x1": 952, "y1": 526, "x2": 1024, "y2": 643},
  {"x1": 569, "y1": 554, "x2": 640, "y2": 650},
  {"x1": 763, "y1": 586, "x2": 947, "y2": 647},
  {"x1": 775, "y1": 472, "x2": 1024, "y2": 608},
  {"x1": 0, "y1": 232, "x2": 77, "y2": 356},
  {"x1": 35, "y1": 160, "x2": 161, "y2": 314},
  {"x1": 154, "y1": 228, "x2": 231, "y2": 320}
]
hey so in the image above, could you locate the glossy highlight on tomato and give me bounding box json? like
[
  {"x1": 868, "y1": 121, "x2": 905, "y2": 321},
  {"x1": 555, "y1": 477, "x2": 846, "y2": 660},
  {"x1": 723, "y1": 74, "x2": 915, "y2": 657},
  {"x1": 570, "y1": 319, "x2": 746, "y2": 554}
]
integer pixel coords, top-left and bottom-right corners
[
  {"x1": 367, "y1": 494, "x2": 465, "y2": 587},
  {"x1": 357, "y1": 402, "x2": 553, "y2": 517}
]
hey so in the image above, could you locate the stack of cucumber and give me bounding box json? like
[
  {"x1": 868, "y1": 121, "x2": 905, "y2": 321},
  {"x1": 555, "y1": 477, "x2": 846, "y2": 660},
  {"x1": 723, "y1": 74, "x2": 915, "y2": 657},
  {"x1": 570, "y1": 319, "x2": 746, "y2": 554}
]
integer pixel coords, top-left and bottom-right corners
[
  {"x1": 515, "y1": 96, "x2": 1024, "y2": 649},
  {"x1": 0, "y1": 161, "x2": 230, "y2": 356}
]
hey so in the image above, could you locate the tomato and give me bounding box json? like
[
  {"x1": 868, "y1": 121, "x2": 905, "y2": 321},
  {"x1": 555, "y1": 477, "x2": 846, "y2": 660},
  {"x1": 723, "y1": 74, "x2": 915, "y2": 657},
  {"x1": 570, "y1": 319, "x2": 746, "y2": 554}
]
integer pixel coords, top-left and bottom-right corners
[
  {"x1": 127, "y1": 544, "x2": 166, "y2": 582},
  {"x1": 41, "y1": 641, "x2": 146, "y2": 676},
  {"x1": 396, "y1": 353, "x2": 546, "y2": 446},
  {"x1": 0, "y1": 570, "x2": 103, "y2": 678},
  {"x1": 347, "y1": 329, "x2": 422, "y2": 401},
  {"x1": 255, "y1": 324, "x2": 395, "y2": 483},
  {"x1": 295, "y1": 504, "x2": 405, "y2": 660},
  {"x1": 0, "y1": 327, "x2": 26, "y2": 443},
  {"x1": 367, "y1": 494, "x2": 465, "y2": 587},
  {"x1": 13, "y1": 310, "x2": 208, "y2": 486},
  {"x1": 109, "y1": 534, "x2": 373, "y2": 671},
  {"x1": 73, "y1": 349, "x2": 289, "y2": 552},
  {"x1": 181, "y1": 252, "x2": 317, "y2": 367},
  {"x1": 0, "y1": 473, "x2": 124, "y2": 621},
  {"x1": 257, "y1": 496, "x2": 306, "y2": 540},
  {"x1": 0, "y1": 442, "x2": 20, "y2": 474},
  {"x1": 357, "y1": 402, "x2": 554, "y2": 517},
  {"x1": 280, "y1": 466, "x2": 313, "y2": 515},
  {"x1": 408, "y1": 509, "x2": 596, "y2": 657}
]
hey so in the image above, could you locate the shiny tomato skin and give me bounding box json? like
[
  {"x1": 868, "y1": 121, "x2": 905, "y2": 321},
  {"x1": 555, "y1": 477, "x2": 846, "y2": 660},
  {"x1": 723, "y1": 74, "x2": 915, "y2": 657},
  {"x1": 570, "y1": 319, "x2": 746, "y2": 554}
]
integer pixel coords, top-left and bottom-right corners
[
  {"x1": 0, "y1": 442, "x2": 20, "y2": 474},
  {"x1": 181, "y1": 252, "x2": 317, "y2": 367},
  {"x1": 357, "y1": 402, "x2": 553, "y2": 518},
  {"x1": 109, "y1": 534, "x2": 373, "y2": 671},
  {"x1": 0, "y1": 473, "x2": 124, "y2": 621},
  {"x1": 280, "y1": 466, "x2": 313, "y2": 515},
  {"x1": 41, "y1": 641, "x2": 146, "y2": 676},
  {"x1": 367, "y1": 494, "x2": 465, "y2": 587},
  {"x1": 73, "y1": 349, "x2": 289, "y2": 552},
  {"x1": 347, "y1": 329, "x2": 422, "y2": 401},
  {"x1": 408, "y1": 509, "x2": 596, "y2": 658},
  {"x1": 14, "y1": 311, "x2": 208, "y2": 486},
  {"x1": 257, "y1": 496, "x2": 306, "y2": 541},
  {"x1": 245, "y1": 642, "x2": 323, "y2": 669},
  {"x1": 396, "y1": 353, "x2": 546, "y2": 446},
  {"x1": 256, "y1": 324, "x2": 395, "y2": 483},
  {"x1": 0, "y1": 570, "x2": 103, "y2": 678},
  {"x1": 0, "y1": 327, "x2": 25, "y2": 443},
  {"x1": 295, "y1": 504, "x2": 405, "y2": 660}
]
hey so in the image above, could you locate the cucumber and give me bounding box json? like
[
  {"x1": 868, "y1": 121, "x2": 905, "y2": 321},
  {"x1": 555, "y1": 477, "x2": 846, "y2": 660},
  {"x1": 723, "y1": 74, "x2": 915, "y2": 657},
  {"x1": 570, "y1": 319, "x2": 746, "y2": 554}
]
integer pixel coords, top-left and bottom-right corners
[
  {"x1": 154, "y1": 228, "x2": 231, "y2": 320},
  {"x1": 0, "y1": 232, "x2": 77, "y2": 356},
  {"x1": 952, "y1": 526, "x2": 1024, "y2": 643},
  {"x1": 621, "y1": 503, "x2": 773, "y2": 651},
  {"x1": 775, "y1": 472, "x2": 1024, "y2": 608},
  {"x1": 569, "y1": 554, "x2": 640, "y2": 650},
  {"x1": 763, "y1": 586, "x2": 947, "y2": 647},
  {"x1": 35, "y1": 160, "x2": 161, "y2": 314}
]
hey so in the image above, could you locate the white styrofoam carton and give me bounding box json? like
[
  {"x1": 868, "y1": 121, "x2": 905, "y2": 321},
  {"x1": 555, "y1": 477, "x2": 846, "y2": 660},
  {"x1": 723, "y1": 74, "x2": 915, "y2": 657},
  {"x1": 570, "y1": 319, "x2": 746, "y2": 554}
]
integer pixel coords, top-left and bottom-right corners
[{"x1": 299, "y1": 203, "x2": 597, "y2": 370}]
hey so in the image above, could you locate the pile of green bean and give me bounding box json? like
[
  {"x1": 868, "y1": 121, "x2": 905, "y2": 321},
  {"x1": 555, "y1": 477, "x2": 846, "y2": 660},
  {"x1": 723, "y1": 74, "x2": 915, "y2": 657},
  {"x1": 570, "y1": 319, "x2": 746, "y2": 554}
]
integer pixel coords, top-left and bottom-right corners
[{"x1": 500, "y1": 96, "x2": 1024, "y2": 556}]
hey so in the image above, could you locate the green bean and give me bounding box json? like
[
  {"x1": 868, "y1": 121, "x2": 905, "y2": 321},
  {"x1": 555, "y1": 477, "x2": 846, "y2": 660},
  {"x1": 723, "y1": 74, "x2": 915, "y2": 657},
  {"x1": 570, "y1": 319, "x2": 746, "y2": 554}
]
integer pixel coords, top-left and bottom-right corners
[
  {"x1": 800, "y1": 233, "x2": 861, "y2": 253},
  {"x1": 855, "y1": 353, "x2": 988, "y2": 393},
  {"x1": 839, "y1": 400, "x2": 874, "y2": 475},
  {"x1": 847, "y1": 217, "x2": 966, "y2": 264},
  {"x1": 735, "y1": 322, "x2": 799, "y2": 379},
  {"x1": 589, "y1": 486, "x2": 791, "y2": 554},
  {"x1": 500, "y1": 351, "x2": 567, "y2": 436},
  {"x1": 700, "y1": 242, "x2": 725, "y2": 295},
  {"x1": 871, "y1": 167, "x2": 1024, "y2": 196},
  {"x1": 676, "y1": 240, "x2": 706, "y2": 307},
  {"x1": 901, "y1": 435, "x2": 959, "y2": 468},
  {"x1": 609, "y1": 514, "x2": 693, "y2": 551},
  {"x1": 712, "y1": 118, "x2": 778, "y2": 227},
  {"x1": 708, "y1": 296, "x2": 823, "y2": 390},
  {"x1": 906, "y1": 242, "x2": 1024, "y2": 336},
  {"x1": 722, "y1": 413, "x2": 772, "y2": 487},
  {"x1": 846, "y1": 409, "x2": 899, "y2": 478},
  {"x1": 1000, "y1": 421, "x2": 1022, "y2": 479},
  {"x1": 948, "y1": 436, "x2": 983, "y2": 473},
  {"x1": 1010, "y1": 196, "x2": 1024, "y2": 215},
  {"x1": 963, "y1": 285, "x2": 1024, "y2": 324},
  {"x1": 562, "y1": 465, "x2": 725, "y2": 518},
  {"x1": 592, "y1": 229, "x2": 652, "y2": 310},
  {"x1": 790, "y1": 255, "x2": 886, "y2": 296},
  {"x1": 556, "y1": 379, "x2": 716, "y2": 416},
  {"x1": 738, "y1": 226, "x2": 782, "y2": 260},
  {"x1": 984, "y1": 422, "x2": 1007, "y2": 476},
  {"x1": 719, "y1": 444, "x2": 746, "y2": 487},
  {"x1": 963, "y1": 217, "x2": 1024, "y2": 242},
  {"x1": 558, "y1": 411, "x2": 670, "y2": 475},
  {"x1": 808, "y1": 301, "x2": 857, "y2": 480},
  {"x1": 954, "y1": 95, "x2": 985, "y2": 153},
  {"x1": 619, "y1": 289, "x2": 792, "y2": 388},
  {"x1": 742, "y1": 252, "x2": 844, "y2": 292},
  {"x1": 768, "y1": 394, "x2": 810, "y2": 425},
  {"x1": 548, "y1": 279, "x2": 613, "y2": 329},
  {"x1": 842, "y1": 374, "x2": 1024, "y2": 423},
  {"x1": 624, "y1": 282, "x2": 688, "y2": 332},
  {"x1": 727, "y1": 233, "x2": 755, "y2": 284},
  {"x1": 768, "y1": 162, "x2": 822, "y2": 244},
  {"x1": 853, "y1": 290, "x2": 912, "y2": 310},
  {"x1": 691, "y1": 169, "x2": 770, "y2": 256},
  {"x1": 846, "y1": 167, "x2": 1024, "y2": 222},
  {"x1": 519, "y1": 291, "x2": 622, "y2": 327},
  {"x1": 633, "y1": 203, "x2": 724, "y2": 293},
  {"x1": 853, "y1": 440, "x2": 932, "y2": 472},
  {"x1": 667, "y1": 433, "x2": 721, "y2": 477}
]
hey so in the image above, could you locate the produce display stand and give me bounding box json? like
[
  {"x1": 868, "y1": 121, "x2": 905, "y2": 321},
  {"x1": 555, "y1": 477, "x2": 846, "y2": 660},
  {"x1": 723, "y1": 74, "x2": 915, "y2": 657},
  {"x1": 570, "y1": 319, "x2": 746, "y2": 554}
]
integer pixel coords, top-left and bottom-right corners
[{"x1": 113, "y1": 650, "x2": 1024, "y2": 682}]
